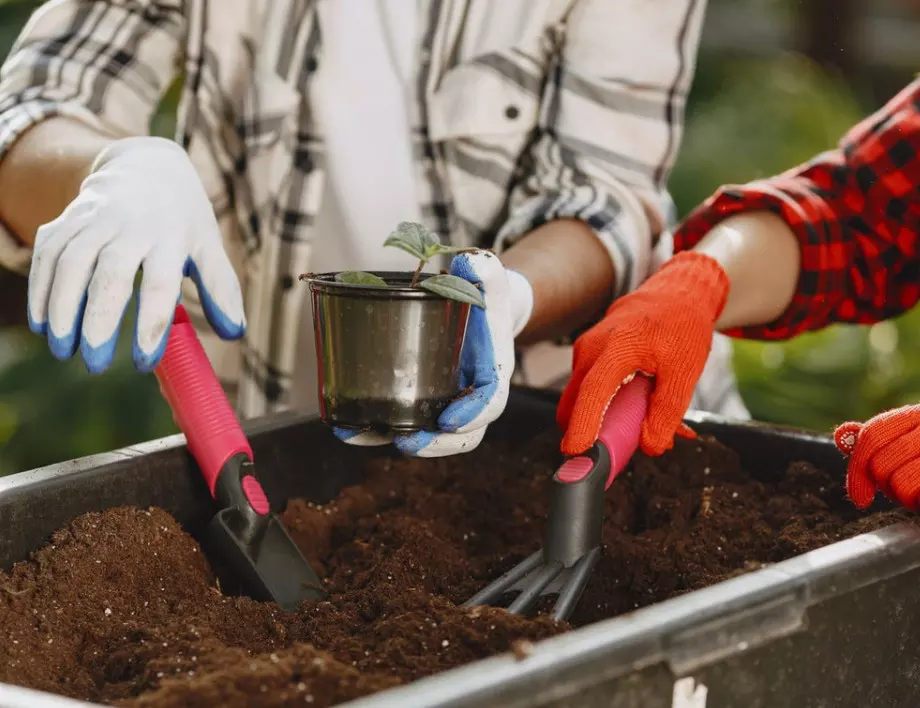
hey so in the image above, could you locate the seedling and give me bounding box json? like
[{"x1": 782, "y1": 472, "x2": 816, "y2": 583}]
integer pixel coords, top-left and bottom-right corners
[
  {"x1": 300, "y1": 221, "x2": 485, "y2": 431},
  {"x1": 302, "y1": 222, "x2": 486, "y2": 309}
]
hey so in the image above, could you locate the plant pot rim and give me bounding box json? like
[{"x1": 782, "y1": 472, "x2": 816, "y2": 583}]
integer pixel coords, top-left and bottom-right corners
[{"x1": 303, "y1": 271, "x2": 458, "y2": 300}]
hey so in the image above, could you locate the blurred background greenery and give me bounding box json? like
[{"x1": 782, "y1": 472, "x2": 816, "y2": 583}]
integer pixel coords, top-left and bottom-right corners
[{"x1": 0, "y1": 0, "x2": 919, "y2": 473}]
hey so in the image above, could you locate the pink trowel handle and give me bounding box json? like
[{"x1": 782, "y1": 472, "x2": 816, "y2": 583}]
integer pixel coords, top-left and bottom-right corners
[
  {"x1": 557, "y1": 375, "x2": 651, "y2": 490},
  {"x1": 155, "y1": 306, "x2": 267, "y2": 515}
]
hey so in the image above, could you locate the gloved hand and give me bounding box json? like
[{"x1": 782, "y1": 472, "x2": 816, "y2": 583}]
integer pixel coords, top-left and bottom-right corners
[
  {"x1": 558, "y1": 251, "x2": 729, "y2": 457},
  {"x1": 27, "y1": 136, "x2": 246, "y2": 374},
  {"x1": 335, "y1": 250, "x2": 533, "y2": 457},
  {"x1": 835, "y1": 407, "x2": 920, "y2": 510}
]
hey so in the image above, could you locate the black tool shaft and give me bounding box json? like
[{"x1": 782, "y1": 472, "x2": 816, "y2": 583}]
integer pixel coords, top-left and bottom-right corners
[{"x1": 544, "y1": 443, "x2": 609, "y2": 567}]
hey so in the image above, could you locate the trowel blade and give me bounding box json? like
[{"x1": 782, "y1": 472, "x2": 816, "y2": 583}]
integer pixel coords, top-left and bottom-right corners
[{"x1": 205, "y1": 507, "x2": 325, "y2": 611}]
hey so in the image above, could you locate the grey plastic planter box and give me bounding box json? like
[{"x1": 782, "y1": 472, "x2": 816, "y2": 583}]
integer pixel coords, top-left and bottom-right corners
[{"x1": 0, "y1": 389, "x2": 917, "y2": 708}]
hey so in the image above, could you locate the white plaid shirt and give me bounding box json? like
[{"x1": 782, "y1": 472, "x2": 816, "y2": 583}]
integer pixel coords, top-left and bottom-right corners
[{"x1": 0, "y1": 0, "x2": 748, "y2": 421}]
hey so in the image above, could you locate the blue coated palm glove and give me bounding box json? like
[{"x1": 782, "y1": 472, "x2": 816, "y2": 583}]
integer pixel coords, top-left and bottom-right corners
[
  {"x1": 334, "y1": 251, "x2": 533, "y2": 457},
  {"x1": 27, "y1": 137, "x2": 245, "y2": 374}
]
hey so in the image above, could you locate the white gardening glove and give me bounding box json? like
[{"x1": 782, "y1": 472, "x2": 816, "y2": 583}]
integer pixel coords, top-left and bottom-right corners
[
  {"x1": 335, "y1": 251, "x2": 534, "y2": 457},
  {"x1": 27, "y1": 137, "x2": 245, "y2": 373}
]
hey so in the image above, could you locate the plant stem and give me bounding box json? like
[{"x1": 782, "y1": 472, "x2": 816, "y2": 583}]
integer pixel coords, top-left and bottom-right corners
[{"x1": 410, "y1": 258, "x2": 427, "y2": 287}]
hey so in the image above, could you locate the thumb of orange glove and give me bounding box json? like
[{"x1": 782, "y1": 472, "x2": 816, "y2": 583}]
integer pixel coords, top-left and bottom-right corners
[
  {"x1": 558, "y1": 251, "x2": 729, "y2": 457},
  {"x1": 834, "y1": 405, "x2": 920, "y2": 510}
]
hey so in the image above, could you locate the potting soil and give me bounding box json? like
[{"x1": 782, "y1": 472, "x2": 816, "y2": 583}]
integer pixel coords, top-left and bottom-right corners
[{"x1": 0, "y1": 432, "x2": 907, "y2": 707}]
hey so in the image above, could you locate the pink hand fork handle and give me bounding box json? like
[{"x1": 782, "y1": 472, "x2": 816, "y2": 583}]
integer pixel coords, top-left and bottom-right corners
[
  {"x1": 556, "y1": 374, "x2": 650, "y2": 489},
  {"x1": 155, "y1": 306, "x2": 324, "y2": 610},
  {"x1": 464, "y1": 375, "x2": 650, "y2": 621}
]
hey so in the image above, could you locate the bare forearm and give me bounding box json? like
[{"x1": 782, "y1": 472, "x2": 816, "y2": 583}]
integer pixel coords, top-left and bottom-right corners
[
  {"x1": 500, "y1": 218, "x2": 615, "y2": 345},
  {"x1": 691, "y1": 211, "x2": 802, "y2": 330},
  {"x1": 0, "y1": 117, "x2": 114, "y2": 247}
]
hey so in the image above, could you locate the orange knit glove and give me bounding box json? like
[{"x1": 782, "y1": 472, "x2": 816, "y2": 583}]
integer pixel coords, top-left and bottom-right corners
[
  {"x1": 558, "y1": 251, "x2": 730, "y2": 457},
  {"x1": 835, "y1": 406, "x2": 920, "y2": 510}
]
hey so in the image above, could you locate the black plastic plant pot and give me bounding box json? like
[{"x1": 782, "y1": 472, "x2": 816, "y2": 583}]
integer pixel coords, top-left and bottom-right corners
[
  {"x1": 1, "y1": 390, "x2": 919, "y2": 708},
  {"x1": 304, "y1": 272, "x2": 471, "y2": 433}
]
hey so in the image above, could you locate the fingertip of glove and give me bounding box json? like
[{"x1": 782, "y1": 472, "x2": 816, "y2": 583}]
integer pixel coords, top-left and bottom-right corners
[
  {"x1": 846, "y1": 472, "x2": 875, "y2": 509},
  {"x1": 449, "y1": 249, "x2": 503, "y2": 285},
  {"x1": 909, "y1": 492, "x2": 920, "y2": 513},
  {"x1": 216, "y1": 319, "x2": 246, "y2": 341},
  {"x1": 27, "y1": 311, "x2": 47, "y2": 336},
  {"x1": 448, "y1": 253, "x2": 479, "y2": 283},
  {"x1": 333, "y1": 427, "x2": 361, "y2": 442},
  {"x1": 846, "y1": 491, "x2": 874, "y2": 510},
  {"x1": 132, "y1": 333, "x2": 169, "y2": 373},
  {"x1": 48, "y1": 330, "x2": 79, "y2": 362},
  {"x1": 133, "y1": 355, "x2": 163, "y2": 374},
  {"x1": 205, "y1": 307, "x2": 246, "y2": 341},
  {"x1": 80, "y1": 336, "x2": 118, "y2": 374},
  {"x1": 560, "y1": 417, "x2": 606, "y2": 457},
  {"x1": 205, "y1": 307, "x2": 246, "y2": 340},
  {"x1": 639, "y1": 424, "x2": 671, "y2": 458},
  {"x1": 184, "y1": 259, "x2": 247, "y2": 340},
  {"x1": 639, "y1": 441, "x2": 667, "y2": 457},
  {"x1": 834, "y1": 422, "x2": 861, "y2": 455},
  {"x1": 394, "y1": 431, "x2": 435, "y2": 456},
  {"x1": 437, "y1": 406, "x2": 465, "y2": 433},
  {"x1": 439, "y1": 385, "x2": 496, "y2": 432},
  {"x1": 560, "y1": 431, "x2": 592, "y2": 457}
]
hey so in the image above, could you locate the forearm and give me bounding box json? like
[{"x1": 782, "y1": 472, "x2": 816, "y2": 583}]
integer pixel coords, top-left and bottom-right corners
[
  {"x1": 500, "y1": 218, "x2": 615, "y2": 345},
  {"x1": 0, "y1": 117, "x2": 113, "y2": 247},
  {"x1": 691, "y1": 211, "x2": 801, "y2": 331}
]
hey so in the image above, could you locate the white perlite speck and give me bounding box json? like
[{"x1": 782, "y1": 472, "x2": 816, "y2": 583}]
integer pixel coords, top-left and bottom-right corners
[{"x1": 672, "y1": 677, "x2": 708, "y2": 708}]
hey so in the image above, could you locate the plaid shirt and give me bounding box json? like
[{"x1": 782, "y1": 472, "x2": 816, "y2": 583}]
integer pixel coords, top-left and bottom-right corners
[
  {"x1": 0, "y1": 0, "x2": 723, "y2": 418},
  {"x1": 674, "y1": 79, "x2": 920, "y2": 341}
]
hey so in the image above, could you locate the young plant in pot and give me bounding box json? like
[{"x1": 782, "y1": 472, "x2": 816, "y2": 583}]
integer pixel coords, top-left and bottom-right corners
[{"x1": 300, "y1": 222, "x2": 487, "y2": 434}]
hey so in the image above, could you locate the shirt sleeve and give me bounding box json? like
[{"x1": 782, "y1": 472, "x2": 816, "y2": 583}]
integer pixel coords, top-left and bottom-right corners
[
  {"x1": 0, "y1": 0, "x2": 185, "y2": 274},
  {"x1": 673, "y1": 79, "x2": 920, "y2": 341},
  {"x1": 494, "y1": 0, "x2": 706, "y2": 298}
]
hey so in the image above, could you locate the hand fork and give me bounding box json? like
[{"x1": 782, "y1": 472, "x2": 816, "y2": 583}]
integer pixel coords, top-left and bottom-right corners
[{"x1": 464, "y1": 375, "x2": 650, "y2": 621}]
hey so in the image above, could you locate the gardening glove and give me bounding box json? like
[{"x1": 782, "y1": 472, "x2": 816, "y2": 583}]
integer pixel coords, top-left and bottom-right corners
[
  {"x1": 558, "y1": 251, "x2": 729, "y2": 457},
  {"x1": 27, "y1": 136, "x2": 245, "y2": 374},
  {"x1": 835, "y1": 407, "x2": 920, "y2": 510},
  {"x1": 335, "y1": 251, "x2": 534, "y2": 457}
]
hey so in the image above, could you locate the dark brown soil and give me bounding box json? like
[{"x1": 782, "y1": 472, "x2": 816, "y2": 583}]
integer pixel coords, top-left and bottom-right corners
[{"x1": 0, "y1": 432, "x2": 908, "y2": 707}]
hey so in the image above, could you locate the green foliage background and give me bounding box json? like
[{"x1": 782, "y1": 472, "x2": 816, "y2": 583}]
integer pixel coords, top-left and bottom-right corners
[{"x1": 0, "y1": 0, "x2": 919, "y2": 473}]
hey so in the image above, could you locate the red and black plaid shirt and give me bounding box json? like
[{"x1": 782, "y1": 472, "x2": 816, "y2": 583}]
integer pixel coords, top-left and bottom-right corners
[{"x1": 673, "y1": 79, "x2": 920, "y2": 340}]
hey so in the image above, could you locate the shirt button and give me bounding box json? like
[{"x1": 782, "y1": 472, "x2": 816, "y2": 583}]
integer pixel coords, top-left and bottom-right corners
[
  {"x1": 305, "y1": 56, "x2": 318, "y2": 72},
  {"x1": 505, "y1": 105, "x2": 520, "y2": 120}
]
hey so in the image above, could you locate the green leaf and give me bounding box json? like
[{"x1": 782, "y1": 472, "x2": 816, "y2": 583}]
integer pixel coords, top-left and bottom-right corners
[
  {"x1": 384, "y1": 221, "x2": 440, "y2": 261},
  {"x1": 418, "y1": 274, "x2": 486, "y2": 308},
  {"x1": 422, "y1": 236, "x2": 452, "y2": 260},
  {"x1": 335, "y1": 271, "x2": 388, "y2": 287},
  {"x1": 430, "y1": 245, "x2": 482, "y2": 258}
]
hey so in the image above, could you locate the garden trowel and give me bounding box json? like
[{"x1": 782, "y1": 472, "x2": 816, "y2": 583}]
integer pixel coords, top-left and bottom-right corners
[
  {"x1": 155, "y1": 305, "x2": 325, "y2": 611},
  {"x1": 464, "y1": 375, "x2": 650, "y2": 621}
]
